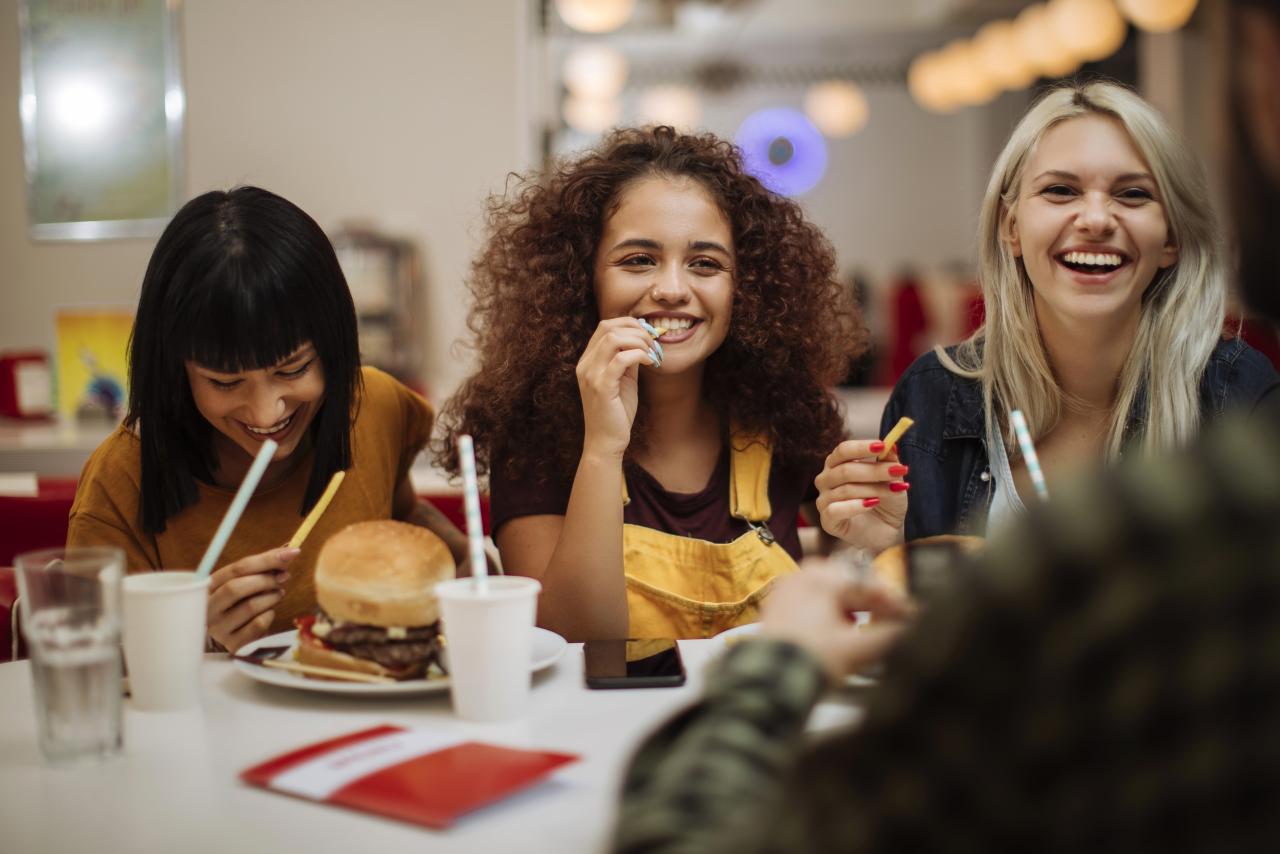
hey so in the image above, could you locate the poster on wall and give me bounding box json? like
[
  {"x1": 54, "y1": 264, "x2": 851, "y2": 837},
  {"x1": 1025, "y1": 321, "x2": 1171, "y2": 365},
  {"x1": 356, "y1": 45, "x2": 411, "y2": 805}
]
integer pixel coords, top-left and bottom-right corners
[
  {"x1": 19, "y1": 0, "x2": 185, "y2": 240},
  {"x1": 53, "y1": 307, "x2": 133, "y2": 421}
]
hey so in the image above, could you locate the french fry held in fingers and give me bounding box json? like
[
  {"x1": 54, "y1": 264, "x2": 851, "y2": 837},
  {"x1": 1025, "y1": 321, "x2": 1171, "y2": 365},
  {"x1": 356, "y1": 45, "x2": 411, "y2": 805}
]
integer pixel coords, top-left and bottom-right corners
[
  {"x1": 288, "y1": 470, "x2": 346, "y2": 549},
  {"x1": 878, "y1": 416, "x2": 914, "y2": 461}
]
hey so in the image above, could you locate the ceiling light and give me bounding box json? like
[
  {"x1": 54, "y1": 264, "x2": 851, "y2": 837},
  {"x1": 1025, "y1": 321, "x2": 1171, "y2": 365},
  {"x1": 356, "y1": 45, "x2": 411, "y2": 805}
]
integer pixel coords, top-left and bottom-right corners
[
  {"x1": 636, "y1": 85, "x2": 701, "y2": 130},
  {"x1": 1014, "y1": 3, "x2": 1083, "y2": 79},
  {"x1": 563, "y1": 44, "x2": 628, "y2": 99},
  {"x1": 908, "y1": 52, "x2": 959, "y2": 113},
  {"x1": 973, "y1": 19, "x2": 1038, "y2": 91},
  {"x1": 804, "y1": 80, "x2": 869, "y2": 138},
  {"x1": 940, "y1": 40, "x2": 999, "y2": 107},
  {"x1": 563, "y1": 94, "x2": 620, "y2": 134},
  {"x1": 1049, "y1": 0, "x2": 1128, "y2": 62},
  {"x1": 555, "y1": 0, "x2": 635, "y2": 34},
  {"x1": 1116, "y1": 0, "x2": 1199, "y2": 32}
]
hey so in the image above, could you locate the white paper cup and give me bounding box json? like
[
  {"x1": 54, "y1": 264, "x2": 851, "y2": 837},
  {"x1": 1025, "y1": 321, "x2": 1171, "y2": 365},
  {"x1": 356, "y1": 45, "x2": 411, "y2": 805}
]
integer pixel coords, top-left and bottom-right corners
[
  {"x1": 122, "y1": 572, "x2": 210, "y2": 712},
  {"x1": 435, "y1": 576, "x2": 541, "y2": 722}
]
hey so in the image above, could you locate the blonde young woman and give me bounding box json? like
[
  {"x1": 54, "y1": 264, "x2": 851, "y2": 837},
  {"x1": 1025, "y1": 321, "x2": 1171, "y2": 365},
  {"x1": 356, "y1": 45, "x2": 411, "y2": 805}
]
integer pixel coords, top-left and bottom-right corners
[{"x1": 816, "y1": 81, "x2": 1277, "y2": 552}]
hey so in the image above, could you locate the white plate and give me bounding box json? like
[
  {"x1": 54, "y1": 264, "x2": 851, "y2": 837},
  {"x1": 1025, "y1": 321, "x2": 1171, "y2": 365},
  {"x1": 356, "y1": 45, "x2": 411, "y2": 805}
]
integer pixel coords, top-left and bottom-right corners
[
  {"x1": 714, "y1": 622, "x2": 876, "y2": 688},
  {"x1": 233, "y1": 627, "x2": 568, "y2": 696}
]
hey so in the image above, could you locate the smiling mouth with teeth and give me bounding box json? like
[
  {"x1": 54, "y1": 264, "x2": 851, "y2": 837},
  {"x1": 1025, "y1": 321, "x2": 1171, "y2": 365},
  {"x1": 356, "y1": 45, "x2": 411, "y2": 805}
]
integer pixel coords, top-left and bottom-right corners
[
  {"x1": 244, "y1": 413, "x2": 293, "y2": 435},
  {"x1": 1058, "y1": 250, "x2": 1128, "y2": 274},
  {"x1": 646, "y1": 317, "x2": 697, "y2": 336}
]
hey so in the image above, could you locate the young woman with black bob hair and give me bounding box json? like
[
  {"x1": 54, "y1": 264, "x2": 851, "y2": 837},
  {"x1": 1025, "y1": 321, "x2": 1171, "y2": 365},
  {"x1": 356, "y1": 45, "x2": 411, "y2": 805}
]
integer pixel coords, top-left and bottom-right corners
[{"x1": 68, "y1": 186, "x2": 464, "y2": 652}]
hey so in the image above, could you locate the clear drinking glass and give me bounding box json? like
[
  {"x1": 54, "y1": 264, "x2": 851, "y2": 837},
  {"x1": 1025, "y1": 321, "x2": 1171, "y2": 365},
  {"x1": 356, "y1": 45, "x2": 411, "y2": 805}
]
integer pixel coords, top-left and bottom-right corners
[{"x1": 15, "y1": 547, "x2": 125, "y2": 763}]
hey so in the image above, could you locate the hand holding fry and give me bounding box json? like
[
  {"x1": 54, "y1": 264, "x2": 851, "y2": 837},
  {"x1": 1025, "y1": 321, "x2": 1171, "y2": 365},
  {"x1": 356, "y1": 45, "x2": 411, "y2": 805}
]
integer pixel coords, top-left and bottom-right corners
[{"x1": 815, "y1": 438, "x2": 910, "y2": 554}]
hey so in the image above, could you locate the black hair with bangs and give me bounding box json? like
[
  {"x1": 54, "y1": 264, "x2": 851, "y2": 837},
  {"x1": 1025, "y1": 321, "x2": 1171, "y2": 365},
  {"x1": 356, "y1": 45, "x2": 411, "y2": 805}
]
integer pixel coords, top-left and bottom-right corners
[{"x1": 127, "y1": 186, "x2": 361, "y2": 534}]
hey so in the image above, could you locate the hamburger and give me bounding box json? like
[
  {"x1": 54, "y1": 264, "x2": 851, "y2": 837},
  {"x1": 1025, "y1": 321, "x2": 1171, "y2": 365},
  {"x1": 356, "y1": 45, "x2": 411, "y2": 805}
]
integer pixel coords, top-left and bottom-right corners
[{"x1": 296, "y1": 520, "x2": 455, "y2": 680}]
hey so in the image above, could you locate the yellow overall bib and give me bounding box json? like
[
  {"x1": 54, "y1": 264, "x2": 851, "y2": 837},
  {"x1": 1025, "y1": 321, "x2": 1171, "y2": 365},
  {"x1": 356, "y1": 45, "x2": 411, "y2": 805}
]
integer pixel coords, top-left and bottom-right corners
[{"x1": 622, "y1": 433, "x2": 801, "y2": 639}]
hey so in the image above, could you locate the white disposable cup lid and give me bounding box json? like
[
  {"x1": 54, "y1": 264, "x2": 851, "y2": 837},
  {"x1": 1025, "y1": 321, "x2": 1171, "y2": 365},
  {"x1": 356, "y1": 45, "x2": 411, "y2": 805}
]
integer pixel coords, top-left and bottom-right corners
[
  {"x1": 123, "y1": 571, "x2": 209, "y2": 596},
  {"x1": 435, "y1": 576, "x2": 540, "y2": 602}
]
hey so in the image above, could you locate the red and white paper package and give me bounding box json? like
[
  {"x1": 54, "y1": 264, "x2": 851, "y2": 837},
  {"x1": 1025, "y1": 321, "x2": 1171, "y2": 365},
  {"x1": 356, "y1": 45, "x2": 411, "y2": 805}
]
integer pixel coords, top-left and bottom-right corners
[{"x1": 241, "y1": 725, "x2": 578, "y2": 830}]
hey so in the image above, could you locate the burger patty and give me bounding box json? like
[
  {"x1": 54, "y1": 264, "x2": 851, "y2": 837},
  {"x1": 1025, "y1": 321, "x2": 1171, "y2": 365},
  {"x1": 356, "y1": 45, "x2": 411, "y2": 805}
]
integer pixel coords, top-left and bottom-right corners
[
  {"x1": 324, "y1": 622, "x2": 441, "y2": 646},
  {"x1": 330, "y1": 637, "x2": 445, "y2": 672}
]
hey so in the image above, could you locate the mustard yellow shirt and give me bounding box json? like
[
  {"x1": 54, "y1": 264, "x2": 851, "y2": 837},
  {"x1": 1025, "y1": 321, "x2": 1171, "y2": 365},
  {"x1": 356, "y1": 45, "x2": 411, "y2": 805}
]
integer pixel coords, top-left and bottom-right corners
[{"x1": 66, "y1": 366, "x2": 433, "y2": 634}]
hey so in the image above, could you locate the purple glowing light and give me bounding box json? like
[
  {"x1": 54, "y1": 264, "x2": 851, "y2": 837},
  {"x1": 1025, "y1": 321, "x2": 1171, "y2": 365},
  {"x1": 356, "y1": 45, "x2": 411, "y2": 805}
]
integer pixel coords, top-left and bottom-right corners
[{"x1": 735, "y1": 107, "x2": 828, "y2": 197}]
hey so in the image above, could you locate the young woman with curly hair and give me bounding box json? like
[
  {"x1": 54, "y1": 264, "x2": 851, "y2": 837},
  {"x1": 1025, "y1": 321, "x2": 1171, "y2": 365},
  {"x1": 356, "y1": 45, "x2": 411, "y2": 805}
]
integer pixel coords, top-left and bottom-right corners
[{"x1": 437, "y1": 126, "x2": 864, "y2": 641}]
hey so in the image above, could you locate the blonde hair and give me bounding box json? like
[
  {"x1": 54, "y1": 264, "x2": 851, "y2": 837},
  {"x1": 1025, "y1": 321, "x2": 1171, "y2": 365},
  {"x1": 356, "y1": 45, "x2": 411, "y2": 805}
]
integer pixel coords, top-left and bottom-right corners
[{"x1": 943, "y1": 81, "x2": 1225, "y2": 460}]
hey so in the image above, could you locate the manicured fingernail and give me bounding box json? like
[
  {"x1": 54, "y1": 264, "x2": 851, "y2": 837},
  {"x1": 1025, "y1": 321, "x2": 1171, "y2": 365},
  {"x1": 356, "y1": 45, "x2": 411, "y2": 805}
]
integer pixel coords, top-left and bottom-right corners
[
  {"x1": 862, "y1": 497, "x2": 881, "y2": 508},
  {"x1": 889, "y1": 482, "x2": 910, "y2": 493},
  {"x1": 648, "y1": 350, "x2": 661, "y2": 367},
  {"x1": 889, "y1": 465, "x2": 908, "y2": 477},
  {"x1": 281, "y1": 548, "x2": 301, "y2": 558},
  {"x1": 275, "y1": 571, "x2": 290, "y2": 583},
  {"x1": 869, "y1": 441, "x2": 885, "y2": 453},
  {"x1": 639, "y1": 319, "x2": 660, "y2": 337},
  {"x1": 652, "y1": 339, "x2": 664, "y2": 359}
]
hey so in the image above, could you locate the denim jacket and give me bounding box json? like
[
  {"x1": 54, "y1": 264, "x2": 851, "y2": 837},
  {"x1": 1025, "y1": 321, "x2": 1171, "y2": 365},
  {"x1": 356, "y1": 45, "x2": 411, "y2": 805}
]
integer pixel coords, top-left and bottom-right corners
[{"x1": 881, "y1": 336, "x2": 1279, "y2": 540}]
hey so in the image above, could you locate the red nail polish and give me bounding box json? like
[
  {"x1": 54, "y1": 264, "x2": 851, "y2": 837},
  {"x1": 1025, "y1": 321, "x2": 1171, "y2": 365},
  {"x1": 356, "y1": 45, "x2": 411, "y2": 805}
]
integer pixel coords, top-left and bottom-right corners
[
  {"x1": 889, "y1": 465, "x2": 908, "y2": 476},
  {"x1": 890, "y1": 482, "x2": 910, "y2": 493},
  {"x1": 869, "y1": 441, "x2": 885, "y2": 453},
  {"x1": 862, "y1": 497, "x2": 881, "y2": 508}
]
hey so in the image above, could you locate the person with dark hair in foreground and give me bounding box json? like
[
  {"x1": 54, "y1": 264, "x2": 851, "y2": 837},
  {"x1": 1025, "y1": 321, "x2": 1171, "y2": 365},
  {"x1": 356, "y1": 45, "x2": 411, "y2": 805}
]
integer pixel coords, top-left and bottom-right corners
[
  {"x1": 612, "y1": 4, "x2": 1280, "y2": 850},
  {"x1": 67, "y1": 187, "x2": 464, "y2": 653}
]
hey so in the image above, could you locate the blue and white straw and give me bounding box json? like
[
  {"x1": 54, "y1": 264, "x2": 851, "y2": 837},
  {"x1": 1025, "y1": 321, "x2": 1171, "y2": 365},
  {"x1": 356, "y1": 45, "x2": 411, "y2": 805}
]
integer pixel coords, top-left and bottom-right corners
[
  {"x1": 456, "y1": 434, "x2": 489, "y2": 590},
  {"x1": 196, "y1": 438, "x2": 278, "y2": 579},
  {"x1": 1009, "y1": 409, "x2": 1049, "y2": 502}
]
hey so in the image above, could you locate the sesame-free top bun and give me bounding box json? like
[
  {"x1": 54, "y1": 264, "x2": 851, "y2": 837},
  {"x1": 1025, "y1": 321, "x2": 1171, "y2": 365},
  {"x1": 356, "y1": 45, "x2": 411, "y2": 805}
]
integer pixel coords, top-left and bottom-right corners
[
  {"x1": 314, "y1": 520, "x2": 456, "y2": 627},
  {"x1": 871, "y1": 534, "x2": 984, "y2": 596}
]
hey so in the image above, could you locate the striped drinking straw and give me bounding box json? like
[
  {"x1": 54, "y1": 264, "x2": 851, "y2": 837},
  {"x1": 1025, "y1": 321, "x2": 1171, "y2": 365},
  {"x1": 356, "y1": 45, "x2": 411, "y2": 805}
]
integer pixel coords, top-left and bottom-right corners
[
  {"x1": 456, "y1": 434, "x2": 489, "y2": 591},
  {"x1": 1009, "y1": 409, "x2": 1049, "y2": 502}
]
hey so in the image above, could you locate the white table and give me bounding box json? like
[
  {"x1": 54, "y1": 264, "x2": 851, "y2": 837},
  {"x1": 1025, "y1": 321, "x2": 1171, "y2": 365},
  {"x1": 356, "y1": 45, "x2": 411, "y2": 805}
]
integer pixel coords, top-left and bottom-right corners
[{"x1": 0, "y1": 639, "x2": 862, "y2": 854}]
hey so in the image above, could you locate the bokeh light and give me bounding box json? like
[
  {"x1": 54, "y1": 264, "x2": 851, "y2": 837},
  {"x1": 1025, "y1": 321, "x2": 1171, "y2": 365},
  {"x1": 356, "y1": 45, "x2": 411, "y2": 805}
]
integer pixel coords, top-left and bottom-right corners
[
  {"x1": 804, "y1": 80, "x2": 869, "y2": 138},
  {"x1": 736, "y1": 107, "x2": 828, "y2": 196},
  {"x1": 555, "y1": 0, "x2": 635, "y2": 34}
]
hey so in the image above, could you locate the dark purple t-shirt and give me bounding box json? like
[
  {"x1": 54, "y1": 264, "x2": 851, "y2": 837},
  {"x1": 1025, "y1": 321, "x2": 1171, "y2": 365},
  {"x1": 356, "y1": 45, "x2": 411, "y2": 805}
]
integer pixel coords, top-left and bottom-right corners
[{"x1": 488, "y1": 448, "x2": 820, "y2": 562}]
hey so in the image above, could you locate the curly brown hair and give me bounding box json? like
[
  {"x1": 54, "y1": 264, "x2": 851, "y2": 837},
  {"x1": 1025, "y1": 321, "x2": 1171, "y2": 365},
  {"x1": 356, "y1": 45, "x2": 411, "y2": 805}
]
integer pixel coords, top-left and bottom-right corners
[{"x1": 436, "y1": 126, "x2": 865, "y2": 482}]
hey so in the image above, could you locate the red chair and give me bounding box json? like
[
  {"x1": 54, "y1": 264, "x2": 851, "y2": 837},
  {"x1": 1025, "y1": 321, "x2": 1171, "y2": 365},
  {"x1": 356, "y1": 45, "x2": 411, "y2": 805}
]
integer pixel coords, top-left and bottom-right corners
[
  {"x1": 0, "y1": 477, "x2": 77, "y2": 566},
  {"x1": 424, "y1": 493, "x2": 491, "y2": 536},
  {"x1": 1233, "y1": 315, "x2": 1280, "y2": 371},
  {"x1": 0, "y1": 477, "x2": 76, "y2": 662}
]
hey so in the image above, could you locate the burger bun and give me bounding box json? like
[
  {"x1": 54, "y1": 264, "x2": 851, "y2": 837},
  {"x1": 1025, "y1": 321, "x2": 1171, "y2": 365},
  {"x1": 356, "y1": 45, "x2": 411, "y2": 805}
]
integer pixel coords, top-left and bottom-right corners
[{"x1": 314, "y1": 520, "x2": 456, "y2": 628}]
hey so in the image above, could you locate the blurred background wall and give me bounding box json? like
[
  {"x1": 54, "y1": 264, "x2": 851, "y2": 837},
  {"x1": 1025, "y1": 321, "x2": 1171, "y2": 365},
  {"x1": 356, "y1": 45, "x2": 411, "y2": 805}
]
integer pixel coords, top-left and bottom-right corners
[
  {"x1": 0, "y1": 0, "x2": 1253, "y2": 409},
  {"x1": 0, "y1": 0, "x2": 530, "y2": 401}
]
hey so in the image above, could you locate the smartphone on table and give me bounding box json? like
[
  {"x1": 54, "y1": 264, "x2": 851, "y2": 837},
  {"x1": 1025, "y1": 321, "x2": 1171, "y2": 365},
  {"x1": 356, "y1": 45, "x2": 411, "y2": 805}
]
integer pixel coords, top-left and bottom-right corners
[{"x1": 584, "y1": 639, "x2": 686, "y2": 689}]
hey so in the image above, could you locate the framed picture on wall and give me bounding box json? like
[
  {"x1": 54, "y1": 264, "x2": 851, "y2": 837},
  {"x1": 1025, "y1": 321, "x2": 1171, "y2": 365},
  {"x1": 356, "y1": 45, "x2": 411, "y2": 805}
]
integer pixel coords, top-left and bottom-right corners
[
  {"x1": 52, "y1": 306, "x2": 133, "y2": 421},
  {"x1": 18, "y1": 0, "x2": 185, "y2": 240}
]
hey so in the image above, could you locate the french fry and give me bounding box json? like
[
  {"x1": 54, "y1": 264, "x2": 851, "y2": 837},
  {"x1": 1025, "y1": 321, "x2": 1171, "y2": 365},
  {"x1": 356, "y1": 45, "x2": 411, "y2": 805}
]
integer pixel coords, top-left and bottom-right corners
[
  {"x1": 878, "y1": 416, "x2": 914, "y2": 461},
  {"x1": 288, "y1": 470, "x2": 346, "y2": 549},
  {"x1": 261, "y1": 658, "x2": 395, "y2": 684}
]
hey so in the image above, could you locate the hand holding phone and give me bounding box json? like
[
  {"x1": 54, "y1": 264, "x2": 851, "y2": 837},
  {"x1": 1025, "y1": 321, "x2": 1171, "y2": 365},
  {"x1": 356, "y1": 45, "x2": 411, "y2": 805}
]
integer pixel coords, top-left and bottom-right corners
[{"x1": 584, "y1": 639, "x2": 686, "y2": 689}]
